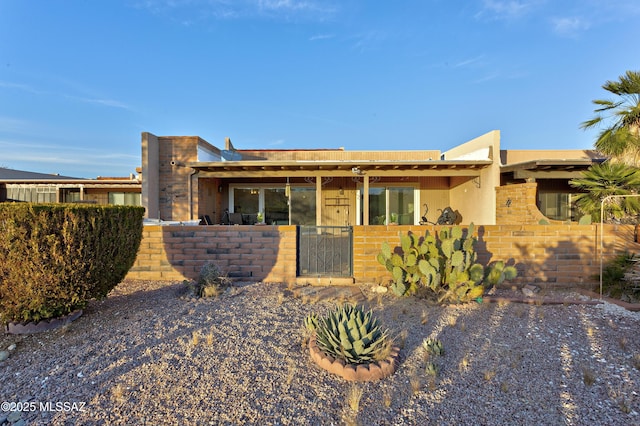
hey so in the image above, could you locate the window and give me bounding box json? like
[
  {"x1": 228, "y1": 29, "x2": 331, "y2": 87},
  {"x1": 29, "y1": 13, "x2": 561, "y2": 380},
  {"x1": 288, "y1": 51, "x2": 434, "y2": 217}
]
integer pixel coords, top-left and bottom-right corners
[
  {"x1": 538, "y1": 192, "x2": 575, "y2": 221},
  {"x1": 290, "y1": 187, "x2": 316, "y2": 225},
  {"x1": 109, "y1": 192, "x2": 141, "y2": 206},
  {"x1": 6, "y1": 185, "x2": 56, "y2": 203},
  {"x1": 61, "y1": 188, "x2": 81, "y2": 203},
  {"x1": 230, "y1": 186, "x2": 317, "y2": 225},
  {"x1": 365, "y1": 186, "x2": 417, "y2": 225}
]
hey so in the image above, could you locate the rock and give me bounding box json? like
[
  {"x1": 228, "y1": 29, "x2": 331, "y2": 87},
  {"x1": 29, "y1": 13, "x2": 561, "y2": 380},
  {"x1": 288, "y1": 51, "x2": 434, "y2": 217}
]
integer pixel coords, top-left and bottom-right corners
[
  {"x1": 0, "y1": 350, "x2": 9, "y2": 361},
  {"x1": 371, "y1": 286, "x2": 388, "y2": 293},
  {"x1": 522, "y1": 284, "x2": 540, "y2": 297},
  {"x1": 7, "y1": 411, "x2": 22, "y2": 422},
  {"x1": 8, "y1": 343, "x2": 16, "y2": 351}
]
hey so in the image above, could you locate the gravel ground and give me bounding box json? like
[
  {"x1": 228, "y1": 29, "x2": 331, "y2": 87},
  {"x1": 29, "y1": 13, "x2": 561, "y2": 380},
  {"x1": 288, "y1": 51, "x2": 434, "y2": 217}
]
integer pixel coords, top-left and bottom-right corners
[{"x1": 1, "y1": 280, "x2": 639, "y2": 426}]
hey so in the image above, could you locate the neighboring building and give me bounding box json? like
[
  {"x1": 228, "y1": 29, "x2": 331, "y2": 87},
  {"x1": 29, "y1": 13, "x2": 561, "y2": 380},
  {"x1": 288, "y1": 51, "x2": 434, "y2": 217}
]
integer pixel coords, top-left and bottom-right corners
[
  {"x1": 140, "y1": 130, "x2": 605, "y2": 225},
  {"x1": 0, "y1": 168, "x2": 142, "y2": 206},
  {"x1": 500, "y1": 150, "x2": 606, "y2": 221}
]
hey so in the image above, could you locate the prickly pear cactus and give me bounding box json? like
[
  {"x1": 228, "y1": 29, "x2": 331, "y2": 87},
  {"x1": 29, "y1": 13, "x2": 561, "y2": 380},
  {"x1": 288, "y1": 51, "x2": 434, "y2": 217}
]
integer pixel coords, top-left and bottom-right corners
[
  {"x1": 312, "y1": 304, "x2": 391, "y2": 365},
  {"x1": 377, "y1": 223, "x2": 517, "y2": 303},
  {"x1": 484, "y1": 260, "x2": 518, "y2": 288}
]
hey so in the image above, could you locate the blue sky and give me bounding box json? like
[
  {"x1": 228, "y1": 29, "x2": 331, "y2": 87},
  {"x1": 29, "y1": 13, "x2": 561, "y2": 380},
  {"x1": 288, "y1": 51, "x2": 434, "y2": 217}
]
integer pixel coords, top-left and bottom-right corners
[{"x1": 1, "y1": 0, "x2": 639, "y2": 178}]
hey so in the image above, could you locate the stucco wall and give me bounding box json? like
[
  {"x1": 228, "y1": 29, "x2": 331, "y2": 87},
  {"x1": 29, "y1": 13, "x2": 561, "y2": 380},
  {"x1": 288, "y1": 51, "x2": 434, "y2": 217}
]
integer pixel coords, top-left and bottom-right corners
[{"x1": 443, "y1": 130, "x2": 501, "y2": 225}]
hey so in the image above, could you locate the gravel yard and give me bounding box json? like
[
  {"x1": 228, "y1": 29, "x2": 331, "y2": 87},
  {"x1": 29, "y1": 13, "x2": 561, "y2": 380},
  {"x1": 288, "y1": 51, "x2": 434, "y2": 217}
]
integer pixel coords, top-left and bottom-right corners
[{"x1": 1, "y1": 280, "x2": 639, "y2": 425}]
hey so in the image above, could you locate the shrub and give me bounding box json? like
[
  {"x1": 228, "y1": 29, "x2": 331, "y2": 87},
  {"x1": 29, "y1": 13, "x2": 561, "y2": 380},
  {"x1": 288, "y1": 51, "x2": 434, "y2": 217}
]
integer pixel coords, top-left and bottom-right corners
[
  {"x1": 190, "y1": 261, "x2": 230, "y2": 298},
  {"x1": 0, "y1": 203, "x2": 144, "y2": 323},
  {"x1": 598, "y1": 251, "x2": 638, "y2": 299},
  {"x1": 377, "y1": 223, "x2": 517, "y2": 303}
]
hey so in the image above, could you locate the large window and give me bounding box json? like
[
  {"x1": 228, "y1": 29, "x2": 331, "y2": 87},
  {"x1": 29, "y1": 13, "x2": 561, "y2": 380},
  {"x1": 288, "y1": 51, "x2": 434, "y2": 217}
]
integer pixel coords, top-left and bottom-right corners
[
  {"x1": 109, "y1": 192, "x2": 141, "y2": 206},
  {"x1": 231, "y1": 186, "x2": 316, "y2": 225},
  {"x1": 290, "y1": 187, "x2": 316, "y2": 225},
  {"x1": 366, "y1": 186, "x2": 417, "y2": 225},
  {"x1": 538, "y1": 192, "x2": 575, "y2": 221},
  {"x1": 5, "y1": 185, "x2": 56, "y2": 203}
]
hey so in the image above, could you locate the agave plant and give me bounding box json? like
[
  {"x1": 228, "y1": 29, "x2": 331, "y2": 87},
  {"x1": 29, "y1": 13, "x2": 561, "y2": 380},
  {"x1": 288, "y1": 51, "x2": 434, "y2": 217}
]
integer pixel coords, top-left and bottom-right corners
[
  {"x1": 313, "y1": 304, "x2": 391, "y2": 365},
  {"x1": 422, "y1": 337, "x2": 444, "y2": 356}
]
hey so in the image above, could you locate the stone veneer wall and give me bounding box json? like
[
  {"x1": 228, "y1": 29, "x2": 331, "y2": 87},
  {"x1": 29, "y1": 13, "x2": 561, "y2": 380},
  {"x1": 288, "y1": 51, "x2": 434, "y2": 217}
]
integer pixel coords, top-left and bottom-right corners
[{"x1": 126, "y1": 223, "x2": 639, "y2": 287}]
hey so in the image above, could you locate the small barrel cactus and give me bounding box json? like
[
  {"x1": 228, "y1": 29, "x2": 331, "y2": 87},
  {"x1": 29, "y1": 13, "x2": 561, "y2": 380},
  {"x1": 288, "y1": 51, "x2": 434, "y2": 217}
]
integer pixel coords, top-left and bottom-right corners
[{"x1": 313, "y1": 304, "x2": 391, "y2": 365}]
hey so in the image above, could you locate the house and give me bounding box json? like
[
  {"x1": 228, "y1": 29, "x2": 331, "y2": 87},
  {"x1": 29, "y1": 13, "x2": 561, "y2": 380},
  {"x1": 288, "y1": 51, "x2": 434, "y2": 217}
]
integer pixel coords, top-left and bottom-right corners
[
  {"x1": 141, "y1": 130, "x2": 603, "y2": 226},
  {"x1": 0, "y1": 167, "x2": 142, "y2": 205},
  {"x1": 500, "y1": 149, "x2": 606, "y2": 221}
]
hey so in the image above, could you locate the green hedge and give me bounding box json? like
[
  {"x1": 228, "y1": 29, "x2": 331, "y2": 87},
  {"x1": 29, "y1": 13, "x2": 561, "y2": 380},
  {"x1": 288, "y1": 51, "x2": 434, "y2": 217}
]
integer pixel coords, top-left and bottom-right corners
[{"x1": 0, "y1": 203, "x2": 144, "y2": 323}]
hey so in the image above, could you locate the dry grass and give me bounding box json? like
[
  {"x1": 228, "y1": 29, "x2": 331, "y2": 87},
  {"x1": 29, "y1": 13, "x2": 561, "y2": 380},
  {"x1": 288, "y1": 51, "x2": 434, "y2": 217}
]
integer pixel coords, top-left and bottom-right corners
[
  {"x1": 191, "y1": 331, "x2": 200, "y2": 347},
  {"x1": 483, "y1": 370, "x2": 496, "y2": 382},
  {"x1": 373, "y1": 338, "x2": 394, "y2": 362},
  {"x1": 285, "y1": 358, "x2": 296, "y2": 386},
  {"x1": 582, "y1": 367, "x2": 595, "y2": 386},
  {"x1": 420, "y1": 310, "x2": 428, "y2": 325},
  {"x1": 619, "y1": 336, "x2": 628, "y2": 350},
  {"x1": 111, "y1": 383, "x2": 126, "y2": 403},
  {"x1": 458, "y1": 355, "x2": 470, "y2": 372},
  {"x1": 382, "y1": 389, "x2": 392, "y2": 408},
  {"x1": 409, "y1": 374, "x2": 422, "y2": 395},
  {"x1": 633, "y1": 353, "x2": 640, "y2": 370},
  {"x1": 397, "y1": 329, "x2": 409, "y2": 349},
  {"x1": 346, "y1": 385, "x2": 363, "y2": 412}
]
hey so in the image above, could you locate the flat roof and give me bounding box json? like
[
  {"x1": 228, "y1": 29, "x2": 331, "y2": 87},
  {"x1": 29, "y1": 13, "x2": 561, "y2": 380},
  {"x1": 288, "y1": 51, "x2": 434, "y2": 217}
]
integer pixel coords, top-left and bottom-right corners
[{"x1": 189, "y1": 159, "x2": 493, "y2": 178}]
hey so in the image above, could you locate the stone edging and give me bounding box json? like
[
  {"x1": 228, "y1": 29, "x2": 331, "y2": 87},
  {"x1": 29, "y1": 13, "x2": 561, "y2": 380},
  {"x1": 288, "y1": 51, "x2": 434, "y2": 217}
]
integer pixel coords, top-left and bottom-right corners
[
  {"x1": 5, "y1": 310, "x2": 83, "y2": 334},
  {"x1": 308, "y1": 334, "x2": 400, "y2": 381},
  {"x1": 481, "y1": 296, "x2": 602, "y2": 306},
  {"x1": 574, "y1": 289, "x2": 640, "y2": 312}
]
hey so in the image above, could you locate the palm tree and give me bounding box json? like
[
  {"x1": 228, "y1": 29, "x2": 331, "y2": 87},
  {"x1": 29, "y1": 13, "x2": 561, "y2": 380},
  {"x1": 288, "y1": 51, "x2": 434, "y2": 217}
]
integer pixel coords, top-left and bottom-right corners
[
  {"x1": 569, "y1": 162, "x2": 640, "y2": 222},
  {"x1": 581, "y1": 70, "x2": 640, "y2": 166}
]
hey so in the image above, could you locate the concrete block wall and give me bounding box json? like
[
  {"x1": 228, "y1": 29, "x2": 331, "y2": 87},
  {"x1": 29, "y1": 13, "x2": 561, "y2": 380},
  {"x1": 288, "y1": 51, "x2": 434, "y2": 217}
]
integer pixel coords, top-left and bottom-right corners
[
  {"x1": 353, "y1": 224, "x2": 639, "y2": 287},
  {"x1": 127, "y1": 225, "x2": 297, "y2": 283},
  {"x1": 126, "y1": 223, "x2": 639, "y2": 288}
]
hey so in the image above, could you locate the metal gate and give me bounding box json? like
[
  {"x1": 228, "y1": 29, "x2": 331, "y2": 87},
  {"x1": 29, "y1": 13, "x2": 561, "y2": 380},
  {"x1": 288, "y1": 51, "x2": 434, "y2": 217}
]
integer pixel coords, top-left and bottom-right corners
[{"x1": 297, "y1": 226, "x2": 353, "y2": 277}]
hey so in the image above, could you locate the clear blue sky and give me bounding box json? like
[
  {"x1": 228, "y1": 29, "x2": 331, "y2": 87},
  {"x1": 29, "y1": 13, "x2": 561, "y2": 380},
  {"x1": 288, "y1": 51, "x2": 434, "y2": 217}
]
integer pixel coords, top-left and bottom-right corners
[{"x1": 1, "y1": 0, "x2": 639, "y2": 178}]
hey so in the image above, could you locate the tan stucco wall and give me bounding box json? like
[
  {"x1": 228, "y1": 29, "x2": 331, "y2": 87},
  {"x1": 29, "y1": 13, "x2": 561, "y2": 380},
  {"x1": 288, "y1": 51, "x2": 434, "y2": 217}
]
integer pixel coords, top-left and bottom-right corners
[
  {"x1": 443, "y1": 130, "x2": 501, "y2": 224},
  {"x1": 501, "y1": 149, "x2": 603, "y2": 165},
  {"x1": 141, "y1": 132, "x2": 160, "y2": 219}
]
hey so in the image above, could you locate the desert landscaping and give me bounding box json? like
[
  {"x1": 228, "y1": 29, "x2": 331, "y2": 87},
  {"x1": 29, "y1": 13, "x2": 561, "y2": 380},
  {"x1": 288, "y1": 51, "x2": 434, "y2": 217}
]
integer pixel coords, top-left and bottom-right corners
[{"x1": 1, "y1": 279, "x2": 639, "y2": 426}]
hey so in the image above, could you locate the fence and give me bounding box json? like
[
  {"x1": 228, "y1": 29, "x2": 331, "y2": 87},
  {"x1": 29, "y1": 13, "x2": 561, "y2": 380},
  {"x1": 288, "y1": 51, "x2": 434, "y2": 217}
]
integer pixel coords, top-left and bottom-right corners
[
  {"x1": 297, "y1": 226, "x2": 353, "y2": 277},
  {"x1": 126, "y1": 223, "x2": 640, "y2": 287}
]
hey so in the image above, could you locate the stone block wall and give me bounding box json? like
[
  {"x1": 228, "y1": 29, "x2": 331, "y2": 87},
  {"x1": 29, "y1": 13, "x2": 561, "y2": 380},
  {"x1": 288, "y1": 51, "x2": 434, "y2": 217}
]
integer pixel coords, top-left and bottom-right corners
[{"x1": 495, "y1": 182, "x2": 551, "y2": 225}]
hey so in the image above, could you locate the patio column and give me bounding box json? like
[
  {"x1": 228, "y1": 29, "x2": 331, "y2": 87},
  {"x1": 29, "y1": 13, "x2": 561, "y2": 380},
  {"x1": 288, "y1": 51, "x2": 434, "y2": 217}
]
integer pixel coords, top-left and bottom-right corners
[
  {"x1": 363, "y1": 175, "x2": 369, "y2": 225},
  {"x1": 316, "y1": 177, "x2": 322, "y2": 226}
]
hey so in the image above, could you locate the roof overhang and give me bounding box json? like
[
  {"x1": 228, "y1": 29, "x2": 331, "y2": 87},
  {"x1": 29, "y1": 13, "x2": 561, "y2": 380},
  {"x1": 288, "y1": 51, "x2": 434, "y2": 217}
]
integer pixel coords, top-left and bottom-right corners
[
  {"x1": 188, "y1": 160, "x2": 493, "y2": 178},
  {"x1": 0, "y1": 179, "x2": 141, "y2": 188},
  {"x1": 500, "y1": 158, "x2": 603, "y2": 180}
]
